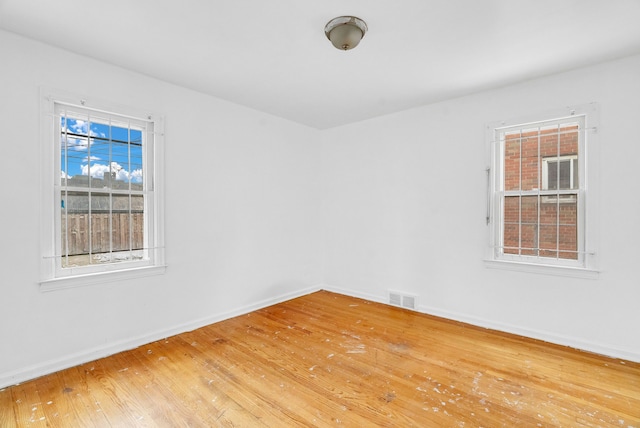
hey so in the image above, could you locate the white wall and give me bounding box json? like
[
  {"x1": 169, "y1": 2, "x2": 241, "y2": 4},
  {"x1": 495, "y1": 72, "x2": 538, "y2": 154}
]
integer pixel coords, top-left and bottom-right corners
[
  {"x1": 2, "y1": 29, "x2": 639, "y2": 388},
  {"x1": 0, "y1": 30, "x2": 323, "y2": 387},
  {"x1": 321, "y1": 54, "x2": 640, "y2": 362}
]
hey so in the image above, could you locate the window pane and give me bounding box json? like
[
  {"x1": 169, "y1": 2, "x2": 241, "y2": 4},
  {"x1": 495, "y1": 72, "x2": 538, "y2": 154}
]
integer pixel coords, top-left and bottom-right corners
[
  {"x1": 504, "y1": 132, "x2": 521, "y2": 191},
  {"x1": 503, "y1": 196, "x2": 519, "y2": 254},
  {"x1": 558, "y1": 196, "x2": 578, "y2": 226},
  {"x1": 110, "y1": 194, "x2": 145, "y2": 254},
  {"x1": 61, "y1": 191, "x2": 90, "y2": 267},
  {"x1": 521, "y1": 196, "x2": 539, "y2": 255},
  {"x1": 558, "y1": 225, "x2": 578, "y2": 260},
  {"x1": 520, "y1": 224, "x2": 537, "y2": 256},
  {"x1": 503, "y1": 196, "x2": 519, "y2": 223},
  {"x1": 503, "y1": 227, "x2": 519, "y2": 254},
  {"x1": 558, "y1": 160, "x2": 571, "y2": 189},
  {"x1": 547, "y1": 160, "x2": 559, "y2": 190},
  {"x1": 60, "y1": 117, "x2": 91, "y2": 188},
  {"x1": 539, "y1": 198, "x2": 578, "y2": 259},
  {"x1": 89, "y1": 212, "x2": 110, "y2": 257},
  {"x1": 539, "y1": 223, "x2": 558, "y2": 258},
  {"x1": 87, "y1": 193, "x2": 110, "y2": 259},
  {"x1": 89, "y1": 192, "x2": 110, "y2": 211},
  {"x1": 130, "y1": 129, "x2": 144, "y2": 188},
  {"x1": 520, "y1": 131, "x2": 539, "y2": 191},
  {"x1": 521, "y1": 196, "x2": 538, "y2": 224}
]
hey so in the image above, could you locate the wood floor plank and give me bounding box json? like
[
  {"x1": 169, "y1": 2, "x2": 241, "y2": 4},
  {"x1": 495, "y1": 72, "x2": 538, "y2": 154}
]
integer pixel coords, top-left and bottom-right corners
[
  {"x1": 9, "y1": 376, "x2": 49, "y2": 426},
  {"x1": 131, "y1": 335, "x2": 269, "y2": 427},
  {"x1": 31, "y1": 371, "x2": 83, "y2": 426},
  {"x1": 55, "y1": 362, "x2": 113, "y2": 427},
  {"x1": 1, "y1": 290, "x2": 638, "y2": 427},
  {"x1": 0, "y1": 385, "x2": 17, "y2": 428},
  {"x1": 176, "y1": 326, "x2": 364, "y2": 426}
]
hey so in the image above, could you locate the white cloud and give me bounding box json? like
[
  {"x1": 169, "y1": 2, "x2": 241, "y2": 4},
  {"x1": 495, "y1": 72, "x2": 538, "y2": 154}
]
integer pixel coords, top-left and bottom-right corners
[
  {"x1": 61, "y1": 118, "x2": 106, "y2": 150},
  {"x1": 130, "y1": 169, "x2": 143, "y2": 182},
  {"x1": 61, "y1": 170, "x2": 72, "y2": 179},
  {"x1": 67, "y1": 120, "x2": 102, "y2": 136},
  {"x1": 61, "y1": 135, "x2": 90, "y2": 151},
  {"x1": 81, "y1": 162, "x2": 110, "y2": 179},
  {"x1": 81, "y1": 161, "x2": 143, "y2": 183},
  {"x1": 69, "y1": 119, "x2": 86, "y2": 133}
]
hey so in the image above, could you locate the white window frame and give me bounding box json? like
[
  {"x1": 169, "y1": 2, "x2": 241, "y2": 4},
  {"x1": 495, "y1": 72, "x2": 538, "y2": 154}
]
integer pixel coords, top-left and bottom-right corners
[
  {"x1": 541, "y1": 155, "x2": 578, "y2": 204},
  {"x1": 40, "y1": 89, "x2": 166, "y2": 291},
  {"x1": 542, "y1": 154, "x2": 578, "y2": 190},
  {"x1": 485, "y1": 104, "x2": 599, "y2": 278}
]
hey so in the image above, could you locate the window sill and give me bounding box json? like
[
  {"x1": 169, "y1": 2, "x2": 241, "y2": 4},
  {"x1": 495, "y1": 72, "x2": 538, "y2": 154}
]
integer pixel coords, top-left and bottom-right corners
[
  {"x1": 484, "y1": 259, "x2": 599, "y2": 279},
  {"x1": 39, "y1": 265, "x2": 167, "y2": 292}
]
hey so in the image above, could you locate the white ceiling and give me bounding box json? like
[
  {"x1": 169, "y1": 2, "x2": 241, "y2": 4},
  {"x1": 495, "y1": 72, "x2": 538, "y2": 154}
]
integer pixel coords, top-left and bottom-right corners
[{"x1": 2, "y1": 0, "x2": 640, "y2": 129}]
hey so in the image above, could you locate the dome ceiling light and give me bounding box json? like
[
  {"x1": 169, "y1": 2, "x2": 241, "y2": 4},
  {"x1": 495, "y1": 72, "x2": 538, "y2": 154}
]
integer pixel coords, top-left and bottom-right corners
[{"x1": 324, "y1": 16, "x2": 368, "y2": 51}]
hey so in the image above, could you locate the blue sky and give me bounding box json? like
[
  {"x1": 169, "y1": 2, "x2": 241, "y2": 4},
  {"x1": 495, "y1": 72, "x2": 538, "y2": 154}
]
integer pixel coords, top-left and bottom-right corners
[{"x1": 60, "y1": 117, "x2": 143, "y2": 184}]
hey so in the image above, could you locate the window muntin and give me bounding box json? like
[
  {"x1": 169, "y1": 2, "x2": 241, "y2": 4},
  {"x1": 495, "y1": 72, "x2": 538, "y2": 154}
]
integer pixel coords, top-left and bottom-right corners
[{"x1": 491, "y1": 114, "x2": 588, "y2": 267}]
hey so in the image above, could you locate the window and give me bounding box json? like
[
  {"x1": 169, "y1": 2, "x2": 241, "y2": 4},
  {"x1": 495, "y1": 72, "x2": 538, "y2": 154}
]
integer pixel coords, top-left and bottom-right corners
[
  {"x1": 542, "y1": 155, "x2": 578, "y2": 191},
  {"x1": 41, "y1": 91, "x2": 165, "y2": 289},
  {"x1": 541, "y1": 155, "x2": 578, "y2": 204},
  {"x1": 486, "y1": 104, "x2": 598, "y2": 275}
]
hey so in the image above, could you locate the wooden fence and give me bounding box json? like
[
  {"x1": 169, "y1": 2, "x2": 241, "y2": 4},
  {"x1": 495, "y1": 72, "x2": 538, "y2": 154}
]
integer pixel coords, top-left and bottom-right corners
[{"x1": 61, "y1": 212, "x2": 144, "y2": 255}]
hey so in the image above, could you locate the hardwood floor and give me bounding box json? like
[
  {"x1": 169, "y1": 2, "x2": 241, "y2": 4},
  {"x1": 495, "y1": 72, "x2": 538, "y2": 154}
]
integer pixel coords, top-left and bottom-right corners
[{"x1": 1, "y1": 290, "x2": 639, "y2": 427}]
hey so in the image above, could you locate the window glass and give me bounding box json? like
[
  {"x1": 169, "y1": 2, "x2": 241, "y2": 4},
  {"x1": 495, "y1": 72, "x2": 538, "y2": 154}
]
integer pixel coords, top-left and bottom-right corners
[{"x1": 59, "y1": 111, "x2": 147, "y2": 269}]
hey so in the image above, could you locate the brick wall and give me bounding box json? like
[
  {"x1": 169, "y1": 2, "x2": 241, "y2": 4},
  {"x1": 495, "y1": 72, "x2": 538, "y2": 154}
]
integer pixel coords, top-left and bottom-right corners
[{"x1": 503, "y1": 125, "x2": 579, "y2": 259}]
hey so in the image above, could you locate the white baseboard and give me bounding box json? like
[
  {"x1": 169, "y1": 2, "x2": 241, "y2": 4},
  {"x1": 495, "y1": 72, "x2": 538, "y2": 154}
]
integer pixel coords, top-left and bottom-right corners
[
  {"x1": 416, "y1": 305, "x2": 640, "y2": 363},
  {"x1": 4, "y1": 283, "x2": 636, "y2": 389},
  {"x1": 321, "y1": 284, "x2": 640, "y2": 363},
  {"x1": 0, "y1": 285, "x2": 322, "y2": 389},
  {"x1": 322, "y1": 284, "x2": 389, "y2": 306}
]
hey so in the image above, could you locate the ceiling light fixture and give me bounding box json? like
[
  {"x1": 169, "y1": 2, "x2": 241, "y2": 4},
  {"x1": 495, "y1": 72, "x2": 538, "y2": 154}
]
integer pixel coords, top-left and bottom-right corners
[{"x1": 324, "y1": 16, "x2": 368, "y2": 51}]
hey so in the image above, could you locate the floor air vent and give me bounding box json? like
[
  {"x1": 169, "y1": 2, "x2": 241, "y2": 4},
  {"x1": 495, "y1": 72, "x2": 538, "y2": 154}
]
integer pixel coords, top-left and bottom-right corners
[{"x1": 388, "y1": 290, "x2": 417, "y2": 310}]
